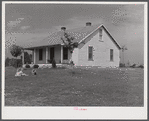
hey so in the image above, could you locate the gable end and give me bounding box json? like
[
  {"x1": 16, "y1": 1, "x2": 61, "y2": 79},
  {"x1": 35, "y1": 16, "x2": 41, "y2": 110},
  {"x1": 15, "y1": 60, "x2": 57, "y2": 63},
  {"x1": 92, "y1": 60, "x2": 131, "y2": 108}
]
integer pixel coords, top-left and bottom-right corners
[{"x1": 78, "y1": 25, "x2": 121, "y2": 50}]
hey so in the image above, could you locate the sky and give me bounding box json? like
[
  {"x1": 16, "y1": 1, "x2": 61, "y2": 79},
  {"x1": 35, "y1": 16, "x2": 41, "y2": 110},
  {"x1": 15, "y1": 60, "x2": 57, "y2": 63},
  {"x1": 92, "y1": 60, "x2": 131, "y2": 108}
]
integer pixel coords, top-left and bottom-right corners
[{"x1": 5, "y1": 3, "x2": 145, "y2": 65}]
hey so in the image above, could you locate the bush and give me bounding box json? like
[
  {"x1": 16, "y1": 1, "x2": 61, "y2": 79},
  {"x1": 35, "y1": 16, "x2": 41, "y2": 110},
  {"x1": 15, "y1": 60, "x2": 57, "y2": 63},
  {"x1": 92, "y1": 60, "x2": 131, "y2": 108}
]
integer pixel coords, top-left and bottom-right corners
[
  {"x1": 25, "y1": 64, "x2": 30, "y2": 68},
  {"x1": 52, "y1": 59, "x2": 56, "y2": 68},
  {"x1": 33, "y1": 64, "x2": 39, "y2": 68},
  {"x1": 138, "y1": 65, "x2": 144, "y2": 68},
  {"x1": 70, "y1": 60, "x2": 74, "y2": 65},
  {"x1": 24, "y1": 52, "x2": 32, "y2": 64},
  {"x1": 5, "y1": 57, "x2": 10, "y2": 67},
  {"x1": 9, "y1": 58, "x2": 16, "y2": 67},
  {"x1": 17, "y1": 59, "x2": 22, "y2": 67},
  {"x1": 47, "y1": 59, "x2": 52, "y2": 63},
  {"x1": 119, "y1": 63, "x2": 125, "y2": 67},
  {"x1": 8, "y1": 58, "x2": 22, "y2": 68},
  {"x1": 130, "y1": 64, "x2": 136, "y2": 68}
]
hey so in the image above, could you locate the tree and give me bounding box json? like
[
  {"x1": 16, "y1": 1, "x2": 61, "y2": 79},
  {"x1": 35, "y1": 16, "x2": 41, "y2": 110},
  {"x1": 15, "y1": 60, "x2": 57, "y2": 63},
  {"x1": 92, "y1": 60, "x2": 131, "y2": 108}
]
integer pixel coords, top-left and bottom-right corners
[
  {"x1": 10, "y1": 44, "x2": 23, "y2": 58},
  {"x1": 24, "y1": 52, "x2": 32, "y2": 64},
  {"x1": 29, "y1": 54, "x2": 32, "y2": 62},
  {"x1": 61, "y1": 32, "x2": 78, "y2": 65},
  {"x1": 10, "y1": 44, "x2": 23, "y2": 67}
]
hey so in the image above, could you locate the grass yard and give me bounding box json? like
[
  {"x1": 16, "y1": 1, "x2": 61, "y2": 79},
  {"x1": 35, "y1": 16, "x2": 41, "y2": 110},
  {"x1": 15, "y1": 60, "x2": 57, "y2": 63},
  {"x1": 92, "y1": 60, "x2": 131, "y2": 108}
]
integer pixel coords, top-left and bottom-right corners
[{"x1": 5, "y1": 66, "x2": 144, "y2": 106}]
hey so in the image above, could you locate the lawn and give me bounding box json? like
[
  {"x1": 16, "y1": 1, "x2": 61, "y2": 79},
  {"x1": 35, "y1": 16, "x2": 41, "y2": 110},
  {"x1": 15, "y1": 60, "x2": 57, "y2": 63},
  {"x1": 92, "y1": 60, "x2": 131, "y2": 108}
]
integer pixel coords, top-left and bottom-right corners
[{"x1": 5, "y1": 66, "x2": 144, "y2": 106}]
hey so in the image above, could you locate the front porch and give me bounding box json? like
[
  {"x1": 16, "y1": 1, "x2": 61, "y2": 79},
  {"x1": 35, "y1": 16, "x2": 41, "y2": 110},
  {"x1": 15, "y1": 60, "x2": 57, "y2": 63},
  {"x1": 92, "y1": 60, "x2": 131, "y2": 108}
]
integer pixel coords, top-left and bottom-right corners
[{"x1": 23, "y1": 44, "x2": 71, "y2": 65}]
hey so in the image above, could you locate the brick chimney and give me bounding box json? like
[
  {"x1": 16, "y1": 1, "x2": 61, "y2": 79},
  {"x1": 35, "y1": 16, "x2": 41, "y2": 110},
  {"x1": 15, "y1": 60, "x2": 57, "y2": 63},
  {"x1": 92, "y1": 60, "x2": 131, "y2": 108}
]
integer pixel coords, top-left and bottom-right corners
[
  {"x1": 61, "y1": 27, "x2": 66, "y2": 31},
  {"x1": 86, "y1": 22, "x2": 92, "y2": 26}
]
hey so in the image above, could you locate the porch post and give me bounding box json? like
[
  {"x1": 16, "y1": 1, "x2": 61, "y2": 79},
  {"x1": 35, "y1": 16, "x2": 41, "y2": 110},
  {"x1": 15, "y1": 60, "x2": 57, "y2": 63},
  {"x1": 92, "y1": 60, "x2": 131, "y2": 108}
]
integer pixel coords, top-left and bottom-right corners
[
  {"x1": 61, "y1": 45, "x2": 63, "y2": 63},
  {"x1": 34, "y1": 48, "x2": 36, "y2": 64},
  {"x1": 46, "y1": 47, "x2": 48, "y2": 64},
  {"x1": 32, "y1": 50, "x2": 34, "y2": 63},
  {"x1": 22, "y1": 50, "x2": 24, "y2": 65}
]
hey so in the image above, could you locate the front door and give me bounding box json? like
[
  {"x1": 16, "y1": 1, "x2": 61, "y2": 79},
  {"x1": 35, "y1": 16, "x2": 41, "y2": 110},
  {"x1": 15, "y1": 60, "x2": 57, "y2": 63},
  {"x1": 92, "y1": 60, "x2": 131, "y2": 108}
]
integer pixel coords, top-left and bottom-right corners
[{"x1": 50, "y1": 47, "x2": 54, "y2": 61}]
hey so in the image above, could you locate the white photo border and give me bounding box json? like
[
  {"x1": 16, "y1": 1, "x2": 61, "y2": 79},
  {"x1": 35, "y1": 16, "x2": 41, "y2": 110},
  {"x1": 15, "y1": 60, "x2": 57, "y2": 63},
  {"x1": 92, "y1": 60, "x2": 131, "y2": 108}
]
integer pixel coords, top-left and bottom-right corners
[{"x1": 2, "y1": 1, "x2": 148, "y2": 119}]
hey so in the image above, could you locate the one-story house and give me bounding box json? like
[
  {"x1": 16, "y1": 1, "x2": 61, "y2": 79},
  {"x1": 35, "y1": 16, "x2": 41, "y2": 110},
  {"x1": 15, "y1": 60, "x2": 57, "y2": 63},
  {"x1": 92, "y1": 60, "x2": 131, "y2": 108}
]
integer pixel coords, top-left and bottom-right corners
[{"x1": 24, "y1": 22, "x2": 121, "y2": 67}]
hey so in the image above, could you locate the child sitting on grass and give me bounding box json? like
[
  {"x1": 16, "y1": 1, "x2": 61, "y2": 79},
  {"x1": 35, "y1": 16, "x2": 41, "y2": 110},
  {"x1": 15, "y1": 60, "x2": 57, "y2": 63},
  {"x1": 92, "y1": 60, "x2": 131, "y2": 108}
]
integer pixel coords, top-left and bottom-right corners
[
  {"x1": 32, "y1": 69, "x2": 37, "y2": 75},
  {"x1": 15, "y1": 68, "x2": 28, "y2": 76}
]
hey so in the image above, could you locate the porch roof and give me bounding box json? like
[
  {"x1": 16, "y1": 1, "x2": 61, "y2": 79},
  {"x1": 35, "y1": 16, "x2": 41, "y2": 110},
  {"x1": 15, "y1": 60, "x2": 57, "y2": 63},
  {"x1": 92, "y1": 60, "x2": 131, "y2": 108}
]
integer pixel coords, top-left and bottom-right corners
[{"x1": 23, "y1": 24, "x2": 102, "y2": 49}]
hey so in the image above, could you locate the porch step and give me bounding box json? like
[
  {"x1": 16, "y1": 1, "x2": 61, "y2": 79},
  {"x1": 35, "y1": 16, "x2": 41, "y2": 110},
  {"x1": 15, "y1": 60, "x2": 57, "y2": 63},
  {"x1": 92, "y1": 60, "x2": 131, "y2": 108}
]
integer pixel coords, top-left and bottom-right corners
[{"x1": 23, "y1": 64, "x2": 64, "y2": 68}]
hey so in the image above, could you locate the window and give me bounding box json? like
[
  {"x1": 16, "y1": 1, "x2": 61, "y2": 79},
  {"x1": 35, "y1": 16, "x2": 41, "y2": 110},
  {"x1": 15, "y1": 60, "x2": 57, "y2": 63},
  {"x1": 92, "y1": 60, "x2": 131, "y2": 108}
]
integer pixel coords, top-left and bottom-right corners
[
  {"x1": 99, "y1": 29, "x2": 102, "y2": 41},
  {"x1": 39, "y1": 49, "x2": 43, "y2": 60},
  {"x1": 88, "y1": 46, "x2": 93, "y2": 60},
  {"x1": 110, "y1": 49, "x2": 114, "y2": 61},
  {"x1": 63, "y1": 47, "x2": 68, "y2": 60}
]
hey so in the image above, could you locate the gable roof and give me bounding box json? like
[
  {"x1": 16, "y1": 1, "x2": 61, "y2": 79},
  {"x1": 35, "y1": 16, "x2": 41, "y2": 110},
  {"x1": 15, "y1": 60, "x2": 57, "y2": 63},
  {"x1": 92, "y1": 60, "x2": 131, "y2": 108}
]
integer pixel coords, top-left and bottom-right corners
[
  {"x1": 102, "y1": 25, "x2": 121, "y2": 49},
  {"x1": 24, "y1": 24, "x2": 121, "y2": 50}
]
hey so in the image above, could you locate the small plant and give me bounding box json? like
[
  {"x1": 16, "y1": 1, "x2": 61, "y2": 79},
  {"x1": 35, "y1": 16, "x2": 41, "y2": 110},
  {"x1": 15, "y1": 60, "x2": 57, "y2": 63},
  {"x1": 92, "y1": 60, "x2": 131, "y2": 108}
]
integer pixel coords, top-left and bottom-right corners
[
  {"x1": 47, "y1": 59, "x2": 52, "y2": 63},
  {"x1": 70, "y1": 60, "x2": 74, "y2": 66},
  {"x1": 33, "y1": 64, "x2": 39, "y2": 68},
  {"x1": 52, "y1": 59, "x2": 56, "y2": 68},
  {"x1": 25, "y1": 64, "x2": 30, "y2": 68},
  {"x1": 119, "y1": 63, "x2": 125, "y2": 67},
  {"x1": 138, "y1": 65, "x2": 144, "y2": 69},
  {"x1": 130, "y1": 64, "x2": 136, "y2": 68},
  {"x1": 5, "y1": 57, "x2": 10, "y2": 67}
]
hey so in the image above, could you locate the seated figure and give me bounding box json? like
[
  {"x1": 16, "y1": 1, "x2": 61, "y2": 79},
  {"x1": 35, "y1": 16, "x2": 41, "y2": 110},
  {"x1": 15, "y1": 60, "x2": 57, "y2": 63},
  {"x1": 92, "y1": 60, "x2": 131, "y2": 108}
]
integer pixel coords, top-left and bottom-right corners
[
  {"x1": 15, "y1": 68, "x2": 28, "y2": 76},
  {"x1": 32, "y1": 69, "x2": 37, "y2": 75}
]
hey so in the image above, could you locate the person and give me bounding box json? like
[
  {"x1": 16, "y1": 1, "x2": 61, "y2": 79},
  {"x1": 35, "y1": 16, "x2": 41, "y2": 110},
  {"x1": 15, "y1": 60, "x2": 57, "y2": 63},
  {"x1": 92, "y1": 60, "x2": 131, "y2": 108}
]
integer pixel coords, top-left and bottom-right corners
[
  {"x1": 15, "y1": 68, "x2": 28, "y2": 76},
  {"x1": 32, "y1": 69, "x2": 37, "y2": 75}
]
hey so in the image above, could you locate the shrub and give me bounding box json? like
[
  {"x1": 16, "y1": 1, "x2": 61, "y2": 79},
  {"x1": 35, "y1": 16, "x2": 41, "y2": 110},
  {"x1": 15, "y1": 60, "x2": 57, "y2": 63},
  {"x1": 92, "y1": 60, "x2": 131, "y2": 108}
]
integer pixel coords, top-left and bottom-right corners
[
  {"x1": 9, "y1": 58, "x2": 16, "y2": 67},
  {"x1": 24, "y1": 52, "x2": 32, "y2": 64},
  {"x1": 47, "y1": 59, "x2": 52, "y2": 63},
  {"x1": 130, "y1": 64, "x2": 136, "y2": 68},
  {"x1": 33, "y1": 64, "x2": 39, "y2": 68},
  {"x1": 119, "y1": 63, "x2": 125, "y2": 67},
  {"x1": 17, "y1": 59, "x2": 22, "y2": 67},
  {"x1": 8, "y1": 58, "x2": 22, "y2": 68},
  {"x1": 138, "y1": 65, "x2": 144, "y2": 68},
  {"x1": 5, "y1": 57, "x2": 10, "y2": 67},
  {"x1": 25, "y1": 64, "x2": 30, "y2": 68},
  {"x1": 70, "y1": 60, "x2": 74, "y2": 65},
  {"x1": 52, "y1": 59, "x2": 56, "y2": 68}
]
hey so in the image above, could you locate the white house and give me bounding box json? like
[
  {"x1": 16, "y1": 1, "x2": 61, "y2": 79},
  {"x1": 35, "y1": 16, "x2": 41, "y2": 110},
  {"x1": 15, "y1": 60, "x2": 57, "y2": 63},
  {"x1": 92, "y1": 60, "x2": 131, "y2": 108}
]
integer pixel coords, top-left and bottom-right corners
[{"x1": 24, "y1": 22, "x2": 121, "y2": 67}]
